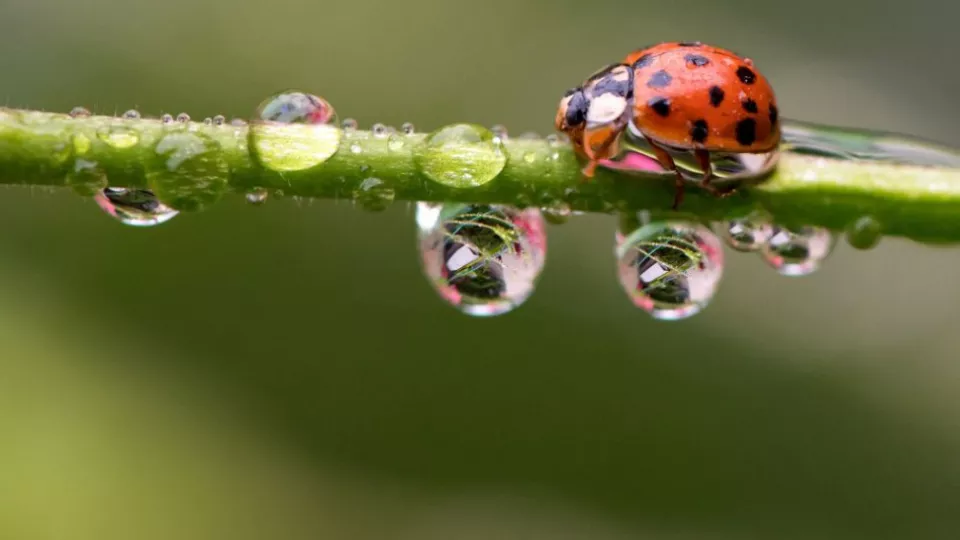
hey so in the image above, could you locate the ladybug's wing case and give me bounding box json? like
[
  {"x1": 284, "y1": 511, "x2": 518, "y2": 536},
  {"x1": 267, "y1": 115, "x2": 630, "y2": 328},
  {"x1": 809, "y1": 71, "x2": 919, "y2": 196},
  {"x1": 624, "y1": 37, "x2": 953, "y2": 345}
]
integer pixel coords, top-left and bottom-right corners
[{"x1": 627, "y1": 45, "x2": 780, "y2": 153}]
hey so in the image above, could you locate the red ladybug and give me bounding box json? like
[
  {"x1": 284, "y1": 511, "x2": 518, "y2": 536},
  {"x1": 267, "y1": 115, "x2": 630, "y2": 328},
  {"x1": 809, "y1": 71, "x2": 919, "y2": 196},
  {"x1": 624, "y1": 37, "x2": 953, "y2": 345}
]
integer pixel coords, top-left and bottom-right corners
[{"x1": 555, "y1": 41, "x2": 780, "y2": 208}]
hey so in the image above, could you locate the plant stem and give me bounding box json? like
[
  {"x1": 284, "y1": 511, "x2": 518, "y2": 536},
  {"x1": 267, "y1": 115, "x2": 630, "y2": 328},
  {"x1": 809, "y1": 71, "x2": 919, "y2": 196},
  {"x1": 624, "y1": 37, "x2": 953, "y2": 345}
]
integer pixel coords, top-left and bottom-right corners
[{"x1": 2, "y1": 107, "x2": 960, "y2": 243}]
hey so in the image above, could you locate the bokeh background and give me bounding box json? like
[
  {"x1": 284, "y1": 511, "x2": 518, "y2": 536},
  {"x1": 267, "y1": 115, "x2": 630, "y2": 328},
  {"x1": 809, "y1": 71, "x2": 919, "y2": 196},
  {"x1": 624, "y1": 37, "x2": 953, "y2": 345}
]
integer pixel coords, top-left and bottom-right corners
[{"x1": 2, "y1": 1, "x2": 960, "y2": 538}]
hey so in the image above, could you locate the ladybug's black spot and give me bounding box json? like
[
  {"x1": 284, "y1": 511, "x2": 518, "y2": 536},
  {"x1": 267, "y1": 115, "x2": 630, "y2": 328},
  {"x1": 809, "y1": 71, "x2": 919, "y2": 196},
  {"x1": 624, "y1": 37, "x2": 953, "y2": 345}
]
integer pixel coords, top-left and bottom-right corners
[
  {"x1": 709, "y1": 86, "x2": 725, "y2": 107},
  {"x1": 647, "y1": 69, "x2": 673, "y2": 89},
  {"x1": 742, "y1": 98, "x2": 758, "y2": 113},
  {"x1": 735, "y1": 118, "x2": 757, "y2": 146},
  {"x1": 592, "y1": 73, "x2": 633, "y2": 99},
  {"x1": 684, "y1": 54, "x2": 710, "y2": 67},
  {"x1": 769, "y1": 104, "x2": 779, "y2": 125},
  {"x1": 564, "y1": 91, "x2": 588, "y2": 127},
  {"x1": 690, "y1": 119, "x2": 709, "y2": 143},
  {"x1": 678, "y1": 41, "x2": 702, "y2": 47},
  {"x1": 632, "y1": 54, "x2": 655, "y2": 69},
  {"x1": 648, "y1": 97, "x2": 671, "y2": 117},
  {"x1": 736, "y1": 66, "x2": 757, "y2": 84}
]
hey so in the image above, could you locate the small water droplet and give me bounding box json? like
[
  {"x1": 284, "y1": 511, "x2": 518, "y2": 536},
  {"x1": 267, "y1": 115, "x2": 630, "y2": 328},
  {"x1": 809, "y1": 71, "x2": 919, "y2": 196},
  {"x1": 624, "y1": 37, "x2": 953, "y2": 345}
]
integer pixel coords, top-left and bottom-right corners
[
  {"x1": 401, "y1": 122, "x2": 416, "y2": 135},
  {"x1": 387, "y1": 133, "x2": 405, "y2": 151},
  {"x1": 616, "y1": 221, "x2": 724, "y2": 320},
  {"x1": 230, "y1": 118, "x2": 247, "y2": 126},
  {"x1": 203, "y1": 117, "x2": 213, "y2": 125},
  {"x1": 69, "y1": 106, "x2": 91, "y2": 118},
  {"x1": 146, "y1": 132, "x2": 229, "y2": 211},
  {"x1": 246, "y1": 188, "x2": 269, "y2": 205},
  {"x1": 417, "y1": 203, "x2": 546, "y2": 316},
  {"x1": 95, "y1": 187, "x2": 179, "y2": 227},
  {"x1": 522, "y1": 152, "x2": 536, "y2": 164},
  {"x1": 352, "y1": 177, "x2": 395, "y2": 212},
  {"x1": 66, "y1": 159, "x2": 108, "y2": 197},
  {"x1": 213, "y1": 115, "x2": 226, "y2": 126},
  {"x1": 845, "y1": 216, "x2": 882, "y2": 250},
  {"x1": 491, "y1": 124, "x2": 508, "y2": 140},
  {"x1": 122, "y1": 109, "x2": 140, "y2": 119},
  {"x1": 720, "y1": 210, "x2": 774, "y2": 252},
  {"x1": 541, "y1": 202, "x2": 572, "y2": 224},
  {"x1": 350, "y1": 143, "x2": 362, "y2": 154},
  {"x1": 176, "y1": 113, "x2": 191, "y2": 123},
  {"x1": 372, "y1": 123, "x2": 388, "y2": 138},
  {"x1": 249, "y1": 90, "x2": 341, "y2": 172},
  {"x1": 96, "y1": 125, "x2": 140, "y2": 149},
  {"x1": 545, "y1": 134, "x2": 560, "y2": 145},
  {"x1": 414, "y1": 124, "x2": 507, "y2": 189},
  {"x1": 342, "y1": 118, "x2": 358, "y2": 131},
  {"x1": 760, "y1": 225, "x2": 835, "y2": 276},
  {"x1": 161, "y1": 114, "x2": 174, "y2": 125}
]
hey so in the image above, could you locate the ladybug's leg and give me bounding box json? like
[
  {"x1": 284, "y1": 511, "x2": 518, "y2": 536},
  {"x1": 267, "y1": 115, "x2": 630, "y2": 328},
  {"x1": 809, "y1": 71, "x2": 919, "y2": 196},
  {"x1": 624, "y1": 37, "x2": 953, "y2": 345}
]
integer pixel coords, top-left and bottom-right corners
[
  {"x1": 695, "y1": 149, "x2": 737, "y2": 198},
  {"x1": 645, "y1": 137, "x2": 686, "y2": 210},
  {"x1": 581, "y1": 115, "x2": 629, "y2": 179}
]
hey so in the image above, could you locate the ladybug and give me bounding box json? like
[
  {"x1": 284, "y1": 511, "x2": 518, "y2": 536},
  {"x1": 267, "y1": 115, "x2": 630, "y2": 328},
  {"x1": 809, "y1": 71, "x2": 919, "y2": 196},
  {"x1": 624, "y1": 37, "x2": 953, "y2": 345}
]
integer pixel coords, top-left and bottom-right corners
[{"x1": 555, "y1": 41, "x2": 780, "y2": 208}]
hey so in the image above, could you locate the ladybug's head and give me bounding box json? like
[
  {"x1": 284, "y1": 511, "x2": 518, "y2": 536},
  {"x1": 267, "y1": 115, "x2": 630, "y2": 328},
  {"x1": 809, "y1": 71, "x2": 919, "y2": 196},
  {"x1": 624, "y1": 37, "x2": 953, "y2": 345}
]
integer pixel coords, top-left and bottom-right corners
[{"x1": 556, "y1": 65, "x2": 633, "y2": 157}]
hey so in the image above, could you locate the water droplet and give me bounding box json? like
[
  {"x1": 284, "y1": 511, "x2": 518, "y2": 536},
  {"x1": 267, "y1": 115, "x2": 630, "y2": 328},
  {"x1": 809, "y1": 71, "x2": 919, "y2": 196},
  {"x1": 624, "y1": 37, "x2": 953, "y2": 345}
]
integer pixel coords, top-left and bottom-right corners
[
  {"x1": 387, "y1": 133, "x2": 405, "y2": 151},
  {"x1": 69, "y1": 106, "x2": 91, "y2": 118},
  {"x1": 845, "y1": 216, "x2": 882, "y2": 250},
  {"x1": 522, "y1": 152, "x2": 536, "y2": 164},
  {"x1": 96, "y1": 125, "x2": 140, "y2": 149},
  {"x1": 230, "y1": 118, "x2": 247, "y2": 126},
  {"x1": 342, "y1": 118, "x2": 358, "y2": 131},
  {"x1": 352, "y1": 177, "x2": 395, "y2": 212},
  {"x1": 246, "y1": 188, "x2": 269, "y2": 205},
  {"x1": 146, "y1": 132, "x2": 229, "y2": 211},
  {"x1": 541, "y1": 202, "x2": 572, "y2": 224},
  {"x1": 372, "y1": 123, "x2": 388, "y2": 138},
  {"x1": 417, "y1": 203, "x2": 546, "y2": 316},
  {"x1": 616, "y1": 221, "x2": 724, "y2": 320},
  {"x1": 350, "y1": 143, "x2": 362, "y2": 154},
  {"x1": 203, "y1": 117, "x2": 213, "y2": 125},
  {"x1": 491, "y1": 124, "x2": 508, "y2": 140},
  {"x1": 760, "y1": 225, "x2": 835, "y2": 276},
  {"x1": 545, "y1": 134, "x2": 559, "y2": 145},
  {"x1": 720, "y1": 210, "x2": 774, "y2": 252},
  {"x1": 94, "y1": 187, "x2": 179, "y2": 227},
  {"x1": 161, "y1": 114, "x2": 174, "y2": 125},
  {"x1": 176, "y1": 113, "x2": 191, "y2": 123},
  {"x1": 213, "y1": 115, "x2": 226, "y2": 126},
  {"x1": 66, "y1": 159, "x2": 108, "y2": 197},
  {"x1": 122, "y1": 109, "x2": 140, "y2": 119},
  {"x1": 249, "y1": 90, "x2": 342, "y2": 172},
  {"x1": 401, "y1": 122, "x2": 415, "y2": 135},
  {"x1": 414, "y1": 124, "x2": 507, "y2": 189}
]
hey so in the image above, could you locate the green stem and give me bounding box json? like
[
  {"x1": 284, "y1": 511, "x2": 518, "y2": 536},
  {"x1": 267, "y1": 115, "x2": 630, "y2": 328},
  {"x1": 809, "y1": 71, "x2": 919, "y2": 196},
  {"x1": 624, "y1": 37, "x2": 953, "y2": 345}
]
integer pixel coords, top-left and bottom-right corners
[{"x1": 2, "y1": 107, "x2": 960, "y2": 243}]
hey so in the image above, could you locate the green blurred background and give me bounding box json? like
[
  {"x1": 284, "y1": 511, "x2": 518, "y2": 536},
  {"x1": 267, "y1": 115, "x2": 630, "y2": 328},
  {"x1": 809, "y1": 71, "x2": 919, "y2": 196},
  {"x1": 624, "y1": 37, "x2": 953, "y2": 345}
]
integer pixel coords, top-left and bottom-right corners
[{"x1": 2, "y1": 0, "x2": 960, "y2": 538}]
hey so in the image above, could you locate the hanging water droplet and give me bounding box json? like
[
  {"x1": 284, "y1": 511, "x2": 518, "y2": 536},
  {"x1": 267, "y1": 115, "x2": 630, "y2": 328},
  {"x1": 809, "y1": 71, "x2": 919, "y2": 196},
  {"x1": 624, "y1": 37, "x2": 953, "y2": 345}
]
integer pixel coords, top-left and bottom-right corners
[
  {"x1": 845, "y1": 216, "x2": 882, "y2": 250},
  {"x1": 720, "y1": 210, "x2": 775, "y2": 252},
  {"x1": 342, "y1": 118, "x2": 358, "y2": 131},
  {"x1": 491, "y1": 124, "x2": 508, "y2": 140},
  {"x1": 95, "y1": 187, "x2": 179, "y2": 227},
  {"x1": 176, "y1": 113, "x2": 191, "y2": 123},
  {"x1": 541, "y1": 202, "x2": 572, "y2": 225},
  {"x1": 417, "y1": 203, "x2": 546, "y2": 316},
  {"x1": 372, "y1": 123, "x2": 388, "y2": 138},
  {"x1": 66, "y1": 159, "x2": 108, "y2": 197},
  {"x1": 246, "y1": 188, "x2": 269, "y2": 205},
  {"x1": 96, "y1": 124, "x2": 140, "y2": 149},
  {"x1": 352, "y1": 177, "x2": 395, "y2": 212},
  {"x1": 213, "y1": 115, "x2": 226, "y2": 126},
  {"x1": 161, "y1": 114, "x2": 174, "y2": 125},
  {"x1": 401, "y1": 122, "x2": 415, "y2": 135},
  {"x1": 122, "y1": 109, "x2": 140, "y2": 119},
  {"x1": 616, "y1": 221, "x2": 724, "y2": 320},
  {"x1": 249, "y1": 90, "x2": 342, "y2": 172},
  {"x1": 760, "y1": 225, "x2": 835, "y2": 276},
  {"x1": 203, "y1": 117, "x2": 213, "y2": 125},
  {"x1": 146, "y1": 132, "x2": 229, "y2": 211},
  {"x1": 414, "y1": 124, "x2": 507, "y2": 189},
  {"x1": 69, "y1": 106, "x2": 91, "y2": 118}
]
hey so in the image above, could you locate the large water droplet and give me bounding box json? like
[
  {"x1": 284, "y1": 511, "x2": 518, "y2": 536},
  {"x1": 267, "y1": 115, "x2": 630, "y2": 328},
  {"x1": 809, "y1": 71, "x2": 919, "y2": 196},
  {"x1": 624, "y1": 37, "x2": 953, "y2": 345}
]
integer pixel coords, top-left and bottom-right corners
[
  {"x1": 95, "y1": 187, "x2": 179, "y2": 227},
  {"x1": 67, "y1": 159, "x2": 108, "y2": 197},
  {"x1": 616, "y1": 221, "x2": 724, "y2": 320},
  {"x1": 845, "y1": 216, "x2": 882, "y2": 250},
  {"x1": 414, "y1": 124, "x2": 507, "y2": 188},
  {"x1": 353, "y1": 177, "x2": 395, "y2": 212},
  {"x1": 246, "y1": 188, "x2": 269, "y2": 205},
  {"x1": 96, "y1": 124, "x2": 140, "y2": 149},
  {"x1": 249, "y1": 91, "x2": 341, "y2": 172},
  {"x1": 760, "y1": 225, "x2": 835, "y2": 276},
  {"x1": 417, "y1": 203, "x2": 546, "y2": 316},
  {"x1": 720, "y1": 210, "x2": 775, "y2": 252},
  {"x1": 146, "y1": 132, "x2": 229, "y2": 211}
]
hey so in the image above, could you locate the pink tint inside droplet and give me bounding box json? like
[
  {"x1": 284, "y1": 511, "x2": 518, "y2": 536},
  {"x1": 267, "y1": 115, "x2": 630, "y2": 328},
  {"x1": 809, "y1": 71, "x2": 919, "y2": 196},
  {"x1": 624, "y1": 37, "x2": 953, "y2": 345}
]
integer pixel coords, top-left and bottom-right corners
[{"x1": 599, "y1": 152, "x2": 665, "y2": 173}]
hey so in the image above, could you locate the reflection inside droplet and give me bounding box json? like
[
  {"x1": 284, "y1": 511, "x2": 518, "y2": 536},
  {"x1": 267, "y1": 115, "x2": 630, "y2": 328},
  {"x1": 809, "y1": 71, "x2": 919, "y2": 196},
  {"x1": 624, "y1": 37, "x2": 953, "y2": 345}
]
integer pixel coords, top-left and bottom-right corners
[
  {"x1": 760, "y1": 225, "x2": 835, "y2": 276},
  {"x1": 416, "y1": 203, "x2": 546, "y2": 316},
  {"x1": 94, "y1": 187, "x2": 179, "y2": 227}
]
